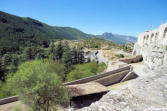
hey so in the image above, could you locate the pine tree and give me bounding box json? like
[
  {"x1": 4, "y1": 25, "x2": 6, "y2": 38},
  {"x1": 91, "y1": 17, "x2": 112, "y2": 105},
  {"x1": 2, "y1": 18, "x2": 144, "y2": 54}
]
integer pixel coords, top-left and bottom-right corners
[
  {"x1": 55, "y1": 40, "x2": 63, "y2": 60},
  {"x1": 71, "y1": 47, "x2": 78, "y2": 64},
  {"x1": 49, "y1": 42, "x2": 56, "y2": 54},
  {"x1": 2, "y1": 53, "x2": 12, "y2": 66},
  {"x1": 62, "y1": 50, "x2": 72, "y2": 74},
  {"x1": 24, "y1": 47, "x2": 36, "y2": 60},
  {"x1": 0, "y1": 61, "x2": 6, "y2": 81},
  {"x1": 78, "y1": 49, "x2": 84, "y2": 64}
]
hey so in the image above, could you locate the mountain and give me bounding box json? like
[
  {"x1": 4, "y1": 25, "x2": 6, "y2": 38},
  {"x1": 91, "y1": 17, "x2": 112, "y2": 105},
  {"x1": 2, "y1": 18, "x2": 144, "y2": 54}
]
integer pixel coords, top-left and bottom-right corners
[
  {"x1": 0, "y1": 10, "x2": 136, "y2": 53},
  {"x1": 0, "y1": 11, "x2": 94, "y2": 52},
  {"x1": 99, "y1": 32, "x2": 137, "y2": 44}
]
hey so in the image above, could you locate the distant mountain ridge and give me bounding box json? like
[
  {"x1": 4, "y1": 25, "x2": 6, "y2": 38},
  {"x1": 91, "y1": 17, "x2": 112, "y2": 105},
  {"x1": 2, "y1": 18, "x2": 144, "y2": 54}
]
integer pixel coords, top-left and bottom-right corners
[
  {"x1": 0, "y1": 11, "x2": 99, "y2": 53},
  {"x1": 0, "y1": 10, "x2": 136, "y2": 50},
  {"x1": 99, "y1": 32, "x2": 137, "y2": 44}
]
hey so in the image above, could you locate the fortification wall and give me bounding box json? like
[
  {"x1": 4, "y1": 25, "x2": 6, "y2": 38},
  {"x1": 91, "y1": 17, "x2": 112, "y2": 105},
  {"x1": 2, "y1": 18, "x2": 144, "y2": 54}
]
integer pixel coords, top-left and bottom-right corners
[
  {"x1": 94, "y1": 70, "x2": 129, "y2": 86},
  {"x1": 0, "y1": 96, "x2": 18, "y2": 105},
  {"x1": 137, "y1": 23, "x2": 167, "y2": 48},
  {"x1": 133, "y1": 23, "x2": 167, "y2": 69},
  {"x1": 64, "y1": 65, "x2": 130, "y2": 85}
]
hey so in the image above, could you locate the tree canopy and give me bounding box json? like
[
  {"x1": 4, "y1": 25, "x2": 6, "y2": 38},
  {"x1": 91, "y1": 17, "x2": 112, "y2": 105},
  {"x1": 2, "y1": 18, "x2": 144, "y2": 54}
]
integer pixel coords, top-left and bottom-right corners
[{"x1": 7, "y1": 60, "x2": 70, "y2": 111}]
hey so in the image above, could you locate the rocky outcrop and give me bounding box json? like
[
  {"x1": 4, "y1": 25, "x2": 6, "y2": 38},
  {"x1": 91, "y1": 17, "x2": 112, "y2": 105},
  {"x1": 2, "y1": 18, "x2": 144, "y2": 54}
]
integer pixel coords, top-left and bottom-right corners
[
  {"x1": 75, "y1": 64, "x2": 167, "y2": 111},
  {"x1": 133, "y1": 23, "x2": 167, "y2": 69}
]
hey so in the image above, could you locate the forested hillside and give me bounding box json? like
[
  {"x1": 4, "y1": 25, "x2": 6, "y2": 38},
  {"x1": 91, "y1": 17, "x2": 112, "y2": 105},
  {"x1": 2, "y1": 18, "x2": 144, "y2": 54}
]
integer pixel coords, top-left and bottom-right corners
[{"x1": 0, "y1": 11, "x2": 95, "y2": 56}]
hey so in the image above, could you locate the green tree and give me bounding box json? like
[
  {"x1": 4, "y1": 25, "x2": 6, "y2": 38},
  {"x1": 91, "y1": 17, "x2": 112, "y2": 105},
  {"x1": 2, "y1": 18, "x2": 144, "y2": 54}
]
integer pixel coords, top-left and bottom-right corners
[
  {"x1": 48, "y1": 42, "x2": 56, "y2": 55},
  {"x1": 77, "y1": 49, "x2": 84, "y2": 64},
  {"x1": 55, "y1": 41, "x2": 64, "y2": 60},
  {"x1": 2, "y1": 53, "x2": 12, "y2": 66},
  {"x1": 11, "y1": 54, "x2": 19, "y2": 66},
  {"x1": 71, "y1": 47, "x2": 83, "y2": 64},
  {"x1": 24, "y1": 47, "x2": 35, "y2": 60},
  {"x1": 0, "y1": 61, "x2": 6, "y2": 81},
  {"x1": 35, "y1": 48, "x2": 48, "y2": 60},
  {"x1": 8, "y1": 60, "x2": 70, "y2": 111},
  {"x1": 62, "y1": 50, "x2": 72, "y2": 74},
  {"x1": 71, "y1": 47, "x2": 78, "y2": 64},
  {"x1": 0, "y1": 81, "x2": 16, "y2": 99}
]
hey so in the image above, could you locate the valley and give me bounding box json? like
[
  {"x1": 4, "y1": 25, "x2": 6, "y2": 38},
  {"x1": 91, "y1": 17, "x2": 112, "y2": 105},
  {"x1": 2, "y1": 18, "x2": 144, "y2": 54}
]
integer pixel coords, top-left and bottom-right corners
[{"x1": 0, "y1": 3, "x2": 167, "y2": 111}]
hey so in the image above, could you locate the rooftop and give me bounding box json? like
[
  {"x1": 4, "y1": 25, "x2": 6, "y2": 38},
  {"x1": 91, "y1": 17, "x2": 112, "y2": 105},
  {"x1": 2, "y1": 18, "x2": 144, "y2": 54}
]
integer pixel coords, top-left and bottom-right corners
[{"x1": 67, "y1": 82, "x2": 109, "y2": 97}]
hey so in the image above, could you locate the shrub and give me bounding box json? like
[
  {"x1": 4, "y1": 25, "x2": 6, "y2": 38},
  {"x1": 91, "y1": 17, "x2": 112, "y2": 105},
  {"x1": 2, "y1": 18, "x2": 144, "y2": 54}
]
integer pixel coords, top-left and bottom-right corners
[
  {"x1": 97, "y1": 62, "x2": 107, "y2": 73},
  {"x1": 0, "y1": 81, "x2": 17, "y2": 99},
  {"x1": 7, "y1": 60, "x2": 70, "y2": 111},
  {"x1": 115, "y1": 54, "x2": 124, "y2": 58}
]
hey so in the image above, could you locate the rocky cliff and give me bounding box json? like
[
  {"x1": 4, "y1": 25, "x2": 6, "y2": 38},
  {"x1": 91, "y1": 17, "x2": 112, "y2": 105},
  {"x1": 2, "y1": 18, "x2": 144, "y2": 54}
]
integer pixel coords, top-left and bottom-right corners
[{"x1": 133, "y1": 23, "x2": 167, "y2": 69}]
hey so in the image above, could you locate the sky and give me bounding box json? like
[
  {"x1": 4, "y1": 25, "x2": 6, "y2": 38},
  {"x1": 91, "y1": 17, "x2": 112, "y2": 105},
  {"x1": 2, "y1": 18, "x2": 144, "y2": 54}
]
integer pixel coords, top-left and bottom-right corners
[{"x1": 0, "y1": 0, "x2": 167, "y2": 37}]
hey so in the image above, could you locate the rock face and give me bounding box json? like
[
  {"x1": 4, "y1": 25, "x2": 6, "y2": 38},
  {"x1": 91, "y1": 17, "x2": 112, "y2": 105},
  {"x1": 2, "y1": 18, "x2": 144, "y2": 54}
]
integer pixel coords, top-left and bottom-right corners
[
  {"x1": 99, "y1": 32, "x2": 137, "y2": 44},
  {"x1": 75, "y1": 64, "x2": 167, "y2": 111},
  {"x1": 133, "y1": 23, "x2": 167, "y2": 69}
]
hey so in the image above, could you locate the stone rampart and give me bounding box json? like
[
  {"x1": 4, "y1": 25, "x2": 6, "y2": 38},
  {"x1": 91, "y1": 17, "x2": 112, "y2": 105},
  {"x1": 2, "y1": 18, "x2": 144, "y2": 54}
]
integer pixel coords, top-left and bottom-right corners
[
  {"x1": 64, "y1": 65, "x2": 131, "y2": 85},
  {"x1": 133, "y1": 23, "x2": 167, "y2": 69},
  {"x1": 94, "y1": 70, "x2": 129, "y2": 86},
  {"x1": 0, "y1": 96, "x2": 19, "y2": 105}
]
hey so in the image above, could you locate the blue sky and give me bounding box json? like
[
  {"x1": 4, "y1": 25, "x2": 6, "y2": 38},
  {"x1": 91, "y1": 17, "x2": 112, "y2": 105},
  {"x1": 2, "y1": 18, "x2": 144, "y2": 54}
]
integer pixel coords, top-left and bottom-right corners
[{"x1": 0, "y1": 0, "x2": 167, "y2": 36}]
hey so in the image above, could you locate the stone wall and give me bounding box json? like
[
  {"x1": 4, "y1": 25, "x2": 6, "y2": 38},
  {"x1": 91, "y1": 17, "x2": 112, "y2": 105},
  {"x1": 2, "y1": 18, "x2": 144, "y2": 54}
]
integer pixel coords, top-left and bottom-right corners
[
  {"x1": 94, "y1": 70, "x2": 129, "y2": 86},
  {"x1": 64, "y1": 65, "x2": 130, "y2": 85},
  {"x1": 0, "y1": 96, "x2": 19, "y2": 105},
  {"x1": 133, "y1": 23, "x2": 167, "y2": 69}
]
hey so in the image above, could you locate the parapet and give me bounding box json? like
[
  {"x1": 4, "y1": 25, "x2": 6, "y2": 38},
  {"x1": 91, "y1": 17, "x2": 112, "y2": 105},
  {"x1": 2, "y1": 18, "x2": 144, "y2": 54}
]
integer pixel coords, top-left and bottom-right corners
[{"x1": 137, "y1": 23, "x2": 167, "y2": 46}]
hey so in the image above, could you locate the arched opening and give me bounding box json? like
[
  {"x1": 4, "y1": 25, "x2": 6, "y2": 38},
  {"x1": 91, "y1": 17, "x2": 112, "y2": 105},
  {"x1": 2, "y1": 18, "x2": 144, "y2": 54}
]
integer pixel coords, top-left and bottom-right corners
[
  {"x1": 151, "y1": 33, "x2": 154, "y2": 43},
  {"x1": 163, "y1": 27, "x2": 167, "y2": 38},
  {"x1": 146, "y1": 35, "x2": 149, "y2": 43},
  {"x1": 143, "y1": 36, "x2": 146, "y2": 43},
  {"x1": 155, "y1": 32, "x2": 158, "y2": 41}
]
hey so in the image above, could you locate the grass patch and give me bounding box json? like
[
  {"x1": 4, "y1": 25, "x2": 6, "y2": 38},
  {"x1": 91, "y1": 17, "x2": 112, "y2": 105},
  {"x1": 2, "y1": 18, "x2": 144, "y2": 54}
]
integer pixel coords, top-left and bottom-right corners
[{"x1": 67, "y1": 61, "x2": 106, "y2": 82}]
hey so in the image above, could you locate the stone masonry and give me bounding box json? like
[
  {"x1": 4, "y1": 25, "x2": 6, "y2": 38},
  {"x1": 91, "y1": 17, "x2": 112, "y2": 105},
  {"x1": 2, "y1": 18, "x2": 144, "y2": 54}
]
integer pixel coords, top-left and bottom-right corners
[{"x1": 133, "y1": 23, "x2": 167, "y2": 69}]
